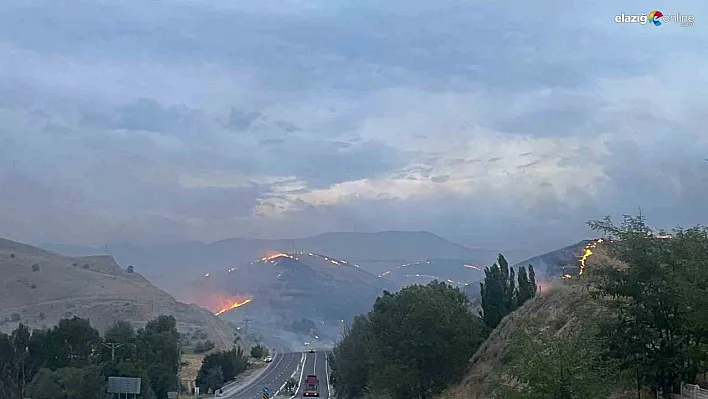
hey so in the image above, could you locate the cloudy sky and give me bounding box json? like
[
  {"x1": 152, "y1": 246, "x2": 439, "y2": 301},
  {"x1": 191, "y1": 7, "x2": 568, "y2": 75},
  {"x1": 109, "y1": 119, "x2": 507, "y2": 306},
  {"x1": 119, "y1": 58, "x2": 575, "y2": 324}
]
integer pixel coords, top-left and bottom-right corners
[{"x1": 0, "y1": 0, "x2": 707, "y2": 252}]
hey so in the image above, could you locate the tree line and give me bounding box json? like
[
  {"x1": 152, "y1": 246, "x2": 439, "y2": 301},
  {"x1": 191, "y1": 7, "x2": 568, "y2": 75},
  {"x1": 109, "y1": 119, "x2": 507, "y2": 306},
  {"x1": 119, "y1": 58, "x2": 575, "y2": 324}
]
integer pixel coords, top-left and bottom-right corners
[
  {"x1": 329, "y1": 264, "x2": 539, "y2": 399},
  {"x1": 0, "y1": 314, "x2": 181, "y2": 399}
]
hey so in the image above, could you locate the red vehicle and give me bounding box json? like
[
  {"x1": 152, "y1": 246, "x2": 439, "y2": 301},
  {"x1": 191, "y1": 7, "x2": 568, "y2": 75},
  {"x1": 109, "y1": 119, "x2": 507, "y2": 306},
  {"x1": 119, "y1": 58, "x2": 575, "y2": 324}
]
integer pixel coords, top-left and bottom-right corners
[{"x1": 303, "y1": 374, "x2": 319, "y2": 397}]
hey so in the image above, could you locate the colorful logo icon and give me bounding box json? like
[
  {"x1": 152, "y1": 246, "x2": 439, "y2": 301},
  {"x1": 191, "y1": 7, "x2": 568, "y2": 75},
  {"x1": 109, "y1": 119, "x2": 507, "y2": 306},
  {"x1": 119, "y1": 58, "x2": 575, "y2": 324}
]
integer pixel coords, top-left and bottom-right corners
[{"x1": 649, "y1": 10, "x2": 664, "y2": 26}]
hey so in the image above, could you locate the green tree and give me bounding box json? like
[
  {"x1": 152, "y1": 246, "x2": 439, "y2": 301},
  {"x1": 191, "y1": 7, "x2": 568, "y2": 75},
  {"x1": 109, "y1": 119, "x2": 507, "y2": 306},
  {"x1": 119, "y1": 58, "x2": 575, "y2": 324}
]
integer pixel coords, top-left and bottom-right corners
[
  {"x1": 196, "y1": 345, "x2": 248, "y2": 390},
  {"x1": 250, "y1": 344, "x2": 265, "y2": 359},
  {"x1": 491, "y1": 315, "x2": 623, "y2": 399},
  {"x1": 329, "y1": 316, "x2": 373, "y2": 399},
  {"x1": 339, "y1": 281, "x2": 486, "y2": 399},
  {"x1": 100, "y1": 320, "x2": 137, "y2": 362},
  {"x1": 202, "y1": 366, "x2": 224, "y2": 393},
  {"x1": 516, "y1": 265, "x2": 538, "y2": 307},
  {"x1": 136, "y1": 315, "x2": 181, "y2": 398},
  {"x1": 588, "y1": 215, "x2": 708, "y2": 398},
  {"x1": 481, "y1": 255, "x2": 534, "y2": 329},
  {"x1": 44, "y1": 317, "x2": 101, "y2": 369}
]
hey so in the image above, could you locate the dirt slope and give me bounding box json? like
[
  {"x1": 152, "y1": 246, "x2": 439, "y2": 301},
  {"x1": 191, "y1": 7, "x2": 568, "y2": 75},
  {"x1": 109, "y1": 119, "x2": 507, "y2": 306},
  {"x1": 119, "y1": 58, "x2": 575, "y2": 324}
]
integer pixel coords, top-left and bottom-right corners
[{"x1": 0, "y1": 238, "x2": 239, "y2": 350}]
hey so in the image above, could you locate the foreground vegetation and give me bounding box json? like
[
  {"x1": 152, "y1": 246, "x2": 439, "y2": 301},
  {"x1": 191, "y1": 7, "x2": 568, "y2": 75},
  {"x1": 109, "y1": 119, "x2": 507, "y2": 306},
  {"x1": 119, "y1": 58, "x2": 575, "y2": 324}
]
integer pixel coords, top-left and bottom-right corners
[
  {"x1": 330, "y1": 258, "x2": 538, "y2": 399},
  {"x1": 0, "y1": 315, "x2": 180, "y2": 399},
  {"x1": 331, "y1": 215, "x2": 708, "y2": 399}
]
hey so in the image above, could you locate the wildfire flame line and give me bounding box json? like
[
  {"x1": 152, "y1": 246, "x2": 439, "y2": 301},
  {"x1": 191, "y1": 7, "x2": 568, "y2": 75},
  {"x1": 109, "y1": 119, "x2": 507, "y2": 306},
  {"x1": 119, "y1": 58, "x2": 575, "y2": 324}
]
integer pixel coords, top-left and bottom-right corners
[
  {"x1": 214, "y1": 298, "x2": 253, "y2": 316},
  {"x1": 579, "y1": 238, "x2": 604, "y2": 275}
]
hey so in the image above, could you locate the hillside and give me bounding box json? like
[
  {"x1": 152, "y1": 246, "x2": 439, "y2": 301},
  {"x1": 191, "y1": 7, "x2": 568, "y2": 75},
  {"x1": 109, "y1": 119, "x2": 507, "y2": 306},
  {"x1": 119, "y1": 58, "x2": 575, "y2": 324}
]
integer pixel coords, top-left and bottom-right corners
[
  {"x1": 441, "y1": 246, "x2": 640, "y2": 399},
  {"x1": 0, "y1": 238, "x2": 240, "y2": 351},
  {"x1": 189, "y1": 251, "x2": 399, "y2": 340},
  {"x1": 379, "y1": 258, "x2": 486, "y2": 289},
  {"x1": 512, "y1": 239, "x2": 598, "y2": 277},
  {"x1": 42, "y1": 231, "x2": 502, "y2": 296}
]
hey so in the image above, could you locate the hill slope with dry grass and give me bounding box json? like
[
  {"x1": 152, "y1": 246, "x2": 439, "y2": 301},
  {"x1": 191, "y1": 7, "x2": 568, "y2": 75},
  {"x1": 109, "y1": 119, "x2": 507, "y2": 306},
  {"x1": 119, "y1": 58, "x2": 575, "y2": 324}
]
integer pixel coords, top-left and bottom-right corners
[
  {"x1": 0, "y1": 238, "x2": 239, "y2": 351},
  {"x1": 440, "y1": 247, "x2": 645, "y2": 399}
]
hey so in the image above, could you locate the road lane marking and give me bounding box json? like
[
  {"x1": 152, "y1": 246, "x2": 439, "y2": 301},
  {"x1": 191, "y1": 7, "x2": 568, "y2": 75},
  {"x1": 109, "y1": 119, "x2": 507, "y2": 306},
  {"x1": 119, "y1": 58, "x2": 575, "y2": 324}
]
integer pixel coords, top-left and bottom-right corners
[
  {"x1": 324, "y1": 353, "x2": 331, "y2": 399},
  {"x1": 227, "y1": 353, "x2": 286, "y2": 398},
  {"x1": 287, "y1": 352, "x2": 307, "y2": 399}
]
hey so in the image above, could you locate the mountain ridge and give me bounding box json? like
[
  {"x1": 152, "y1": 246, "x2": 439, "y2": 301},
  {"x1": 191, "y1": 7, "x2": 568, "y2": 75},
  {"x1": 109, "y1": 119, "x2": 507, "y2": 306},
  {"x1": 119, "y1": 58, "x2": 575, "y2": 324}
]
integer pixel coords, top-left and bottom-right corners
[{"x1": 0, "y1": 237, "x2": 241, "y2": 351}]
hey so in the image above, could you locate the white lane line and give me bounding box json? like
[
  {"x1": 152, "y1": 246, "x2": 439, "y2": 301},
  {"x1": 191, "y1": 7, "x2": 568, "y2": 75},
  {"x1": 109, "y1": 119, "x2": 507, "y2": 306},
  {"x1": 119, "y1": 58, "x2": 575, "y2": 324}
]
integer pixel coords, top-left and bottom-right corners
[
  {"x1": 287, "y1": 352, "x2": 307, "y2": 399},
  {"x1": 324, "y1": 353, "x2": 331, "y2": 399},
  {"x1": 236, "y1": 354, "x2": 286, "y2": 399},
  {"x1": 313, "y1": 352, "x2": 317, "y2": 374}
]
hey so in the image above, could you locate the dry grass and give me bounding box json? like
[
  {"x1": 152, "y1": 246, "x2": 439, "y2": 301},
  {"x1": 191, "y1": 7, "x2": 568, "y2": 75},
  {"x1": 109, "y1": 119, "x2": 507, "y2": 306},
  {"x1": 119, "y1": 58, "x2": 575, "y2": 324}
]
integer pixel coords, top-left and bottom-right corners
[
  {"x1": 440, "y1": 246, "x2": 632, "y2": 399},
  {"x1": 0, "y1": 238, "x2": 241, "y2": 351}
]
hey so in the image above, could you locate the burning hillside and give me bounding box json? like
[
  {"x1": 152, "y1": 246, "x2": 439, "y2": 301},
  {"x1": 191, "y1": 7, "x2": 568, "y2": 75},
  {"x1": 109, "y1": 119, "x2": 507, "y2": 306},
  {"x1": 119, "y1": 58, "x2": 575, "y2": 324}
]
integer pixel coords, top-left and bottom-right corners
[
  {"x1": 184, "y1": 289, "x2": 253, "y2": 316},
  {"x1": 214, "y1": 297, "x2": 253, "y2": 316}
]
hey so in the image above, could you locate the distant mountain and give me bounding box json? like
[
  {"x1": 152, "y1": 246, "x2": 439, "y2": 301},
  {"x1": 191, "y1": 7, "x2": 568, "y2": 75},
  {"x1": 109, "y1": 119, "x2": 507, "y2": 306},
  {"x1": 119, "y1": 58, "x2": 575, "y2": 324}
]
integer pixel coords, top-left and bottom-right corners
[
  {"x1": 0, "y1": 238, "x2": 240, "y2": 351},
  {"x1": 41, "y1": 231, "x2": 504, "y2": 295},
  {"x1": 379, "y1": 258, "x2": 486, "y2": 288},
  {"x1": 193, "y1": 252, "x2": 398, "y2": 338}
]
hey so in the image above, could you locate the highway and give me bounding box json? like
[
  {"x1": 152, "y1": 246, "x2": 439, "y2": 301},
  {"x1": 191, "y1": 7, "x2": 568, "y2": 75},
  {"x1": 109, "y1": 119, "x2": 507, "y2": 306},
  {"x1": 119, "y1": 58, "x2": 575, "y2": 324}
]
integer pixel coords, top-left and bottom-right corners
[
  {"x1": 227, "y1": 352, "x2": 302, "y2": 399},
  {"x1": 294, "y1": 351, "x2": 330, "y2": 398}
]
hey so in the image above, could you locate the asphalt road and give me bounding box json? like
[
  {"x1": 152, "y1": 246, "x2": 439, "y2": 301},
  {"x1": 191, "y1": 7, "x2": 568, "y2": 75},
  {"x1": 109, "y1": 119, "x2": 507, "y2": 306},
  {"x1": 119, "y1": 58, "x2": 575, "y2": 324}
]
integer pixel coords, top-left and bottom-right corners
[
  {"x1": 295, "y1": 351, "x2": 330, "y2": 398},
  {"x1": 228, "y1": 352, "x2": 302, "y2": 399}
]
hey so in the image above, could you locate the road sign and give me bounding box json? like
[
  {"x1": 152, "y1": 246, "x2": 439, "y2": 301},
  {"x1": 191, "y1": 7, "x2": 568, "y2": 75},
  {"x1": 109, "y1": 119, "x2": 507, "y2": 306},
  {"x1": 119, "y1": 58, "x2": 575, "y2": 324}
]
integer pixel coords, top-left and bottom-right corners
[
  {"x1": 262, "y1": 387, "x2": 269, "y2": 393},
  {"x1": 107, "y1": 376, "x2": 141, "y2": 394}
]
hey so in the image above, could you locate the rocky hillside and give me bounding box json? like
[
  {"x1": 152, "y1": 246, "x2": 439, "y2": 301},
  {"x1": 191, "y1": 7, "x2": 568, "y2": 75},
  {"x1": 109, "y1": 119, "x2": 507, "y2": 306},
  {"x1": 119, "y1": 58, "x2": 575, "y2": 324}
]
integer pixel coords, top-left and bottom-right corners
[{"x1": 0, "y1": 238, "x2": 240, "y2": 351}]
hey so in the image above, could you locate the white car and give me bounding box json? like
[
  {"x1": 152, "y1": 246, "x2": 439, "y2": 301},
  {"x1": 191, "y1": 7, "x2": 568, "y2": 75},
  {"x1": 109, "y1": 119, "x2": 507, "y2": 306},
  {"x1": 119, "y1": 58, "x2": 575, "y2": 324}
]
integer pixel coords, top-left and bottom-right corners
[{"x1": 264, "y1": 356, "x2": 273, "y2": 363}]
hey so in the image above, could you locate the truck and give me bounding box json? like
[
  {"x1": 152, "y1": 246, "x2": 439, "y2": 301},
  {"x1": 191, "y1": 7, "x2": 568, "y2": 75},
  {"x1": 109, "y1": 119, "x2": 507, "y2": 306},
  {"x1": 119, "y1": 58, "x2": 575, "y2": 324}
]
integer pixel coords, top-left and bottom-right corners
[{"x1": 303, "y1": 374, "x2": 319, "y2": 397}]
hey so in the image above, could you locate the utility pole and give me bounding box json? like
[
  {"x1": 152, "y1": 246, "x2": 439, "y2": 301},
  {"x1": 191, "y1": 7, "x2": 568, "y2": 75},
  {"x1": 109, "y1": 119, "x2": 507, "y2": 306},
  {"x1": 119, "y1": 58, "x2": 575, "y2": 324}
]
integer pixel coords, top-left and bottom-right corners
[{"x1": 102, "y1": 342, "x2": 125, "y2": 361}]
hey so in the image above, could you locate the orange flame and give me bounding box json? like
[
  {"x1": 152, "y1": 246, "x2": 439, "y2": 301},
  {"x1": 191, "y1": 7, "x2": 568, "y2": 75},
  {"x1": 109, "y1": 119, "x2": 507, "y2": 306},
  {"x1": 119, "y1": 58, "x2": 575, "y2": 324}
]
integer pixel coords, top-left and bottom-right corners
[
  {"x1": 260, "y1": 252, "x2": 293, "y2": 262},
  {"x1": 214, "y1": 298, "x2": 253, "y2": 316},
  {"x1": 579, "y1": 238, "x2": 604, "y2": 275}
]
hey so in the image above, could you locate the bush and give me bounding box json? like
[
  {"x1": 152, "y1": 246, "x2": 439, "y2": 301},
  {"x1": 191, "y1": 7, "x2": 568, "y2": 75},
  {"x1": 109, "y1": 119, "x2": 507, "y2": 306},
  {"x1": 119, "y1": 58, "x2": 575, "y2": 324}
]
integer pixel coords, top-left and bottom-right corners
[
  {"x1": 31, "y1": 263, "x2": 40, "y2": 272},
  {"x1": 196, "y1": 346, "x2": 249, "y2": 390},
  {"x1": 127, "y1": 265, "x2": 134, "y2": 273},
  {"x1": 194, "y1": 340, "x2": 215, "y2": 354},
  {"x1": 39, "y1": 312, "x2": 46, "y2": 320},
  {"x1": 250, "y1": 344, "x2": 266, "y2": 359},
  {"x1": 82, "y1": 264, "x2": 90, "y2": 269},
  {"x1": 10, "y1": 313, "x2": 21, "y2": 322}
]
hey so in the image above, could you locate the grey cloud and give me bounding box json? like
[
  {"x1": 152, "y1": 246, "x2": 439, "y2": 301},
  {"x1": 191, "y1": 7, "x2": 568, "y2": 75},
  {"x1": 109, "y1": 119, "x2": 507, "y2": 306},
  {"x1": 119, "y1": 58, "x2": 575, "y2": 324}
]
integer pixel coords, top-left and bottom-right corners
[
  {"x1": 430, "y1": 175, "x2": 450, "y2": 183},
  {"x1": 0, "y1": 0, "x2": 707, "y2": 250}
]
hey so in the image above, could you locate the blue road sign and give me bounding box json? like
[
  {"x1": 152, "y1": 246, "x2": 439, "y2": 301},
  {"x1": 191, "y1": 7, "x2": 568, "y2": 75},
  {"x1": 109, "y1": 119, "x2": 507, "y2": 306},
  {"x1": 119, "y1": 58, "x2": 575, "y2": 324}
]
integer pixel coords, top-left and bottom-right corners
[{"x1": 262, "y1": 387, "x2": 269, "y2": 393}]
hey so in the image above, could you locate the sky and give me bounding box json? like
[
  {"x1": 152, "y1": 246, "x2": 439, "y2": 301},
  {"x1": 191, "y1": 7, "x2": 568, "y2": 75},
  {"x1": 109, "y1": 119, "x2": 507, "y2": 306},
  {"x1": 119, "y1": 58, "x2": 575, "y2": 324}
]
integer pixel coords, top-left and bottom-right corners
[{"x1": 0, "y1": 0, "x2": 707, "y2": 252}]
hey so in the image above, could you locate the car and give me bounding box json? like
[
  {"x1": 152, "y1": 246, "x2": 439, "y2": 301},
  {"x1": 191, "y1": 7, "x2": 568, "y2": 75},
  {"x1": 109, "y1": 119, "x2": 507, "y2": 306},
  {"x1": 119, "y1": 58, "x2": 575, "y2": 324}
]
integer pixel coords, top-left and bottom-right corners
[
  {"x1": 307, "y1": 348, "x2": 315, "y2": 353},
  {"x1": 264, "y1": 356, "x2": 273, "y2": 363}
]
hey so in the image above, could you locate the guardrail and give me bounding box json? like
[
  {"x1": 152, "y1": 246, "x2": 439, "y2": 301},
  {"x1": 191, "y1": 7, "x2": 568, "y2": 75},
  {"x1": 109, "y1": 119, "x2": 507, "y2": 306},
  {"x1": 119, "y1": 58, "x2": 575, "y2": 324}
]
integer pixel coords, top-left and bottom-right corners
[{"x1": 674, "y1": 383, "x2": 708, "y2": 399}]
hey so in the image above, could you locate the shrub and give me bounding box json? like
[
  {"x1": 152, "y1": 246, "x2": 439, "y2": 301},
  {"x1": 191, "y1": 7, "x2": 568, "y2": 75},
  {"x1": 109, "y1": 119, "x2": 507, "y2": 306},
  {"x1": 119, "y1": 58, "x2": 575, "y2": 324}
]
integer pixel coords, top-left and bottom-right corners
[{"x1": 194, "y1": 340, "x2": 215, "y2": 354}]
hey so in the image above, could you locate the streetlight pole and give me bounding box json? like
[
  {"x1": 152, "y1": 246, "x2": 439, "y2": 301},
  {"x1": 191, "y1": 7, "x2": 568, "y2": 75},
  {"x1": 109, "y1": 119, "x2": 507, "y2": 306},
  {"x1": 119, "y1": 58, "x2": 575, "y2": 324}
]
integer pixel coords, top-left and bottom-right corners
[{"x1": 102, "y1": 343, "x2": 125, "y2": 362}]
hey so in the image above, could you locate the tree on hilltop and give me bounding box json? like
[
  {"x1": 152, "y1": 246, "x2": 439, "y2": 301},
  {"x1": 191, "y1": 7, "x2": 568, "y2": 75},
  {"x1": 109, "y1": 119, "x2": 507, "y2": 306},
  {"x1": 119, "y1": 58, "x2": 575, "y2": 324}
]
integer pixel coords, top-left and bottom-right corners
[{"x1": 480, "y1": 255, "x2": 537, "y2": 329}]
